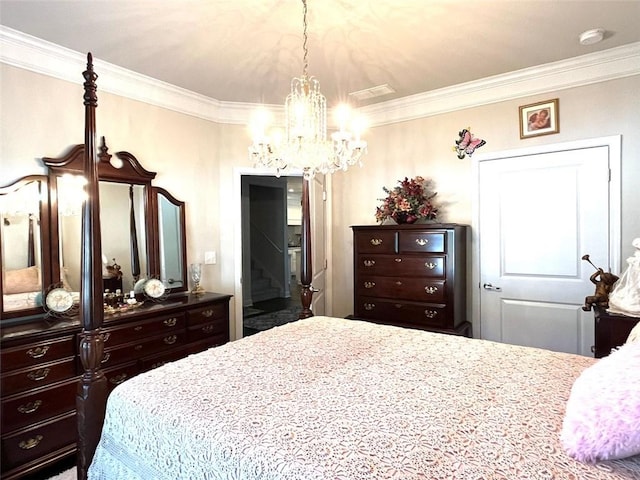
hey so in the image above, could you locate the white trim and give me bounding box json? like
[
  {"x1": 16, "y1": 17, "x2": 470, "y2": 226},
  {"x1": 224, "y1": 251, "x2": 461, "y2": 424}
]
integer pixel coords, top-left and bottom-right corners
[
  {"x1": 470, "y1": 135, "x2": 622, "y2": 338},
  {"x1": 2, "y1": 25, "x2": 639, "y2": 127}
]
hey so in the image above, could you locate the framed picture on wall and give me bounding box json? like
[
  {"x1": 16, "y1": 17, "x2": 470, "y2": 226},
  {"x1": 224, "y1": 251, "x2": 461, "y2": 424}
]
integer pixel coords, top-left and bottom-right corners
[{"x1": 519, "y1": 98, "x2": 559, "y2": 139}]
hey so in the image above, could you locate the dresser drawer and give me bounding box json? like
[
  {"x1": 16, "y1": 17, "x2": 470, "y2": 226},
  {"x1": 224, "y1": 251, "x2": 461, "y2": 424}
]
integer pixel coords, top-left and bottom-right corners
[
  {"x1": 356, "y1": 255, "x2": 445, "y2": 277},
  {"x1": 140, "y1": 346, "x2": 189, "y2": 372},
  {"x1": 1, "y1": 336, "x2": 75, "y2": 370},
  {"x1": 101, "y1": 331, "x2": 187, "y2": 367},
  {"x1": 1, "y1": 412, "x2": 76, "y2": 474},
  {"x1": 398, "y1": 231, "x2": 445, "y2": 253},
  {"x1": 187, "y1": 336, "x2": 228, "y2": 355},
  {"x1": 354, "y1": 230, "x2": 396, "y2": 254},
  {"x1": 103, "y1": 361, "x2": 139, "y2": 393},
  {"x1": 2, "y1": 379, "x2": 78, "y2": 433},
  {"x1": 355, "y1": 297, "x2": 449, "y2": 329},
  {"x1": 1, "y1": 357, "x2": 76, "y2": 397},
  {"x1": 100, "y1": 313, "x2": 185, "y2": 347},
  {"x1": 356, "y1": 276, "x2": 446, "y2": 303},
  {"x1": 187, "y1": 318, "x2": 228, "y2": 340},
  {"x1": 187, "y1": 303, "x2": 228, "y2": 327}
]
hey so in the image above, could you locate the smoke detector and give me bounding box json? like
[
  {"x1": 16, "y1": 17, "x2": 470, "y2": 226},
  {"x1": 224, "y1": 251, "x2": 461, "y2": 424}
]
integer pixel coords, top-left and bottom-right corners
[{"x1": 579, "y1": 28, "x2": 605, "y2": 46}]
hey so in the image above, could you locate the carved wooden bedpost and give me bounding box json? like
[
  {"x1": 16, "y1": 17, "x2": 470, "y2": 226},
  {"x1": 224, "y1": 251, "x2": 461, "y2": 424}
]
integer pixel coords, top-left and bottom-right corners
[
  {"x1": 76, "y1": 52, "x2": 108, "y2": 480},
  {"x1": 298, "y1": 176, "x2": 314, "y2": 319}
]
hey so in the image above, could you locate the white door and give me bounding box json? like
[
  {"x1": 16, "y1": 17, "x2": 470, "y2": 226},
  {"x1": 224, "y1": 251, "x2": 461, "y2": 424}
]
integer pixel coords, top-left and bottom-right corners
[
  {"x1": 310, "y1": 174, "x2": 327, "y2": 315},
  {"x1": 477, "y1": 137, "x2": 620, "y2": 355}
]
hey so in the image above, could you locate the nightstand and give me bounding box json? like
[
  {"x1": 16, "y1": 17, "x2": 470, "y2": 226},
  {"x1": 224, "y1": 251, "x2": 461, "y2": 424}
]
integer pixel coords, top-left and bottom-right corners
[{"x1": 593, "y1": 306, "x2": 640, "y2": 358}]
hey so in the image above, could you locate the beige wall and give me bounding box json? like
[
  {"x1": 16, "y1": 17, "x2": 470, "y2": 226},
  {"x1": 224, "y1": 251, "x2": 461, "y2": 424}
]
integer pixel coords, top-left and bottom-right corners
[{"x1": 2, "y1": 63, "x2": 639, "y2": 334}]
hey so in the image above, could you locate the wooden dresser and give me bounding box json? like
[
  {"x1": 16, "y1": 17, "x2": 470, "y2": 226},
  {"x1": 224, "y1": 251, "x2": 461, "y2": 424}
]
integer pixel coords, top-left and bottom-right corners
[
  {"x1": 351, "y1": 224, "x2": 470, "y2": 336},
  {"x1": 0, "y1": 292, "x2": 231, "y2": 480},
  {"x1": 593, "y1": 306, "x2": 639, "y2": 358}
]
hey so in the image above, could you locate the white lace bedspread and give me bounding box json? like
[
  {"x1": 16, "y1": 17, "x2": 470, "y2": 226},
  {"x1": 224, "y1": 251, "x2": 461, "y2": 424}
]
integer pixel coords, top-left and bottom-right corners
[{"x1": 88, "y1": 316, "x2": 640, "y2": 480}]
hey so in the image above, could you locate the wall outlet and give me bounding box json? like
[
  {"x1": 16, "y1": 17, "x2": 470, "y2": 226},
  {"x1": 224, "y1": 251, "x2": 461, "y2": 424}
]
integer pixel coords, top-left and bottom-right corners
[{"x1": 204, "y1": 251, "x2": 216, "y2": 265}]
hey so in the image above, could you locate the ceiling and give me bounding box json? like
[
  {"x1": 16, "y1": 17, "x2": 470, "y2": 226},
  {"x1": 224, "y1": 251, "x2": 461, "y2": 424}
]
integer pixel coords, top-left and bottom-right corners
[{"x1": 1, "y1": 1, "x2": 639, "y2": 107}]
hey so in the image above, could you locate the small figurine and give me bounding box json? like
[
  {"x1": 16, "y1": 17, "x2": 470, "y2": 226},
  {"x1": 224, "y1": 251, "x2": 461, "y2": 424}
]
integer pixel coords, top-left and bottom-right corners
[{"x1": 581, "y1": 254, "x2": 619, "y2": 311}]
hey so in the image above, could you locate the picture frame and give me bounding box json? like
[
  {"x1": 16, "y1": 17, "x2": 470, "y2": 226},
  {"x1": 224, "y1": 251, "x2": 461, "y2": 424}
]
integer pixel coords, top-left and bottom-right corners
[{"x1": 519, "y1": 98, "x2": 559, "y2": 139}]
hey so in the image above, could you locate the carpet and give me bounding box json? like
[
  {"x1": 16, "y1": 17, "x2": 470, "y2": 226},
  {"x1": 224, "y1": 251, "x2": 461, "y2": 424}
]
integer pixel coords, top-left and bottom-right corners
[
  {"x1": 242, "y1": 307, "x2": 265, "y2": 318},
  {"x1": 48, "y1": 467, "x2": 75, "y2": 480},
  {"x1": 243, "y1": 306, "x2": 301, "y2": 332}
]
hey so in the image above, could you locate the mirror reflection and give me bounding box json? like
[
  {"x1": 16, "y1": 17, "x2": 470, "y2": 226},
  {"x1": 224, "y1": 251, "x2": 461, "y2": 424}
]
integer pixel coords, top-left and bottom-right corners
[
  {"x1": 1, "y1": 178, "x2": 45, "y2": 312},
  {"x1": 158, "y1": 189, "x2": 184, "y2": 288},
  {"x1": 58, "y1": 177, "x2": 147, "y2": 295}
]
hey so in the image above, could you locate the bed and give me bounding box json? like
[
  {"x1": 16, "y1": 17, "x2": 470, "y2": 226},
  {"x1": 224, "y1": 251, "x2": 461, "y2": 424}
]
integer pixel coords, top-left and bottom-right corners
[{"x1": 87, "y1": 316, "x2": 640, "y2": 479}]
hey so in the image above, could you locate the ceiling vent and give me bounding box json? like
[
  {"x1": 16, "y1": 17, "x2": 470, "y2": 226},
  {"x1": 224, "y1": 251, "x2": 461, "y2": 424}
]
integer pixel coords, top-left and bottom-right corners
[{"x1": 349, "y1": 84, "x2": 396, "y2": 101}]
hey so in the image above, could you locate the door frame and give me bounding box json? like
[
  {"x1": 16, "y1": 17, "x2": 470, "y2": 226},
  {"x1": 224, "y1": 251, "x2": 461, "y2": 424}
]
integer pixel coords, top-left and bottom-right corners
[
  {"x1": 232, "y1": 167, "x2": 332, "y2": 340},
  {"x1": 470, "y1": 135, "x2": 621, "y2": 338}
]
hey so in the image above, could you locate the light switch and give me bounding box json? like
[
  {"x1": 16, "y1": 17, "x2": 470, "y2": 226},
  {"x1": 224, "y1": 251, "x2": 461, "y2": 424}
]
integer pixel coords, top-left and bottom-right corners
[{"x1": 204, "y1": 251, "x2": 216, "y2": 264}]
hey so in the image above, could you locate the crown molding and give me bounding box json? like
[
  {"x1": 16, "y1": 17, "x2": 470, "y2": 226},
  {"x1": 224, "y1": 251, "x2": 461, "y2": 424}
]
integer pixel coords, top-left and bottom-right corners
[{"x1": 2, "y1": 26, "x2": 639, "y2": 127}]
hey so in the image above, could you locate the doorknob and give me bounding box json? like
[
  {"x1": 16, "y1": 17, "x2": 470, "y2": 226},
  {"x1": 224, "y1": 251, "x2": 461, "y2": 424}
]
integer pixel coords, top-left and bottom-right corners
[{"x1": 483, "y1": 283, "x2": 502, "y2": 292}]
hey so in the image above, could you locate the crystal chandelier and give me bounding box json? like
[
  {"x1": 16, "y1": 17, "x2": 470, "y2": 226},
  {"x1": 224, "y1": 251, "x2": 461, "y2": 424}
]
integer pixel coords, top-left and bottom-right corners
[{"x1": 249, "y1": 0, "x2": 367, "y2": 179}]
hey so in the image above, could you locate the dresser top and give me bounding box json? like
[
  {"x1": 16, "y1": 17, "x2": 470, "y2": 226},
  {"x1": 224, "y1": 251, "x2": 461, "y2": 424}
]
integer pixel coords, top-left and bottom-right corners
[
  {"x1": 1, "y1": 291, "x2": 232, "y2": 343},
  {"x1": 351, "y1": 223, "x2": 468, "y2": 230}
]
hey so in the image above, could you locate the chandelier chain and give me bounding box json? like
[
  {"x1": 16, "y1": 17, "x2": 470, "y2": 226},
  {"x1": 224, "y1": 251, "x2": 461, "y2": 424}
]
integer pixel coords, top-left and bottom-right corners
[{"x1": 302, "y1": 0, "x2": 309, "y2": 78}]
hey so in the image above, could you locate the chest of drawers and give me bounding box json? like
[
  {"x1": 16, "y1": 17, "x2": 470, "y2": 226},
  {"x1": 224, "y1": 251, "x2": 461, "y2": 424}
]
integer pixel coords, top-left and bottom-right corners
[
  {"x1": 0, "y1": 291, "x2": 231, "y2": 480},
  {"x1": 351, "y1": 224, "x2": 470, "y2": 336}
]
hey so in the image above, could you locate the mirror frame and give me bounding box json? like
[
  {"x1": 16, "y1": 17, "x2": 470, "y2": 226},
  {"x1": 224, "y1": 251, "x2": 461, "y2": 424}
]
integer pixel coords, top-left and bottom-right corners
[
  {"x1": 44, "y1": 137, "x2": 188, "y2": 297},
  {"x1": 0, "y1": 175, "x2": 52, "y2": 320}
]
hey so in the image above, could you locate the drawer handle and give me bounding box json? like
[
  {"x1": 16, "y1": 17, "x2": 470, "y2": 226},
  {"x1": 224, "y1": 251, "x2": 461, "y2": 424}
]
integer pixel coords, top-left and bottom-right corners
[
  {"x1": 364, "y1": 303, "x2": 375, "y2": 311},
  {"x1": 164, "y1": 317, "x2": 178, "y2": 327},
  {"x1": 134, "y1": 326, "x2": 143, "y2": 332},
  {"x1": 201, "y1": 325, "x2": 215, "y2": 334},
  {"x1": 394, "y1": 258, "x2": 402, "y2": 263},
  {"x1": 424, "y1": 309, "x2": 438, "y2": 318},
  {"x1": 19, "y1": 435, "x2": 43, "y2": 450},
  {"x1": 370, "y1": 238, "x2": 383, "y2": 246},
  {"x1": 109, "y1": 373, "x2": 128, "y2": 385},
  {"x1": 26, "y1": 346, "x2": 50, "y2": 359},
  {"x1": 363, "y1": 281, "x2": 376, "y2": 289},
  {"x1": 415, "y1": 238, "x2": 429, "y2": 246},
  {"x1": 101, "y1": 332, "x2": 111, "y2": 343},
  {"x1": 134, "y1": 345, "x2": 143, "y2": 351},
  {"x1": 363, "y1": 260, "x2": 375, "y2": 267},
  {"x1": 18, "y1": 400, "x2": 43, "y2": 414},
  {"x1": 101, "y1": 352, "x2": 111, "y2": 364},
  {"x1": 394, "y1": 304, "x2": 403, "y2": 309},
  {"x1": 27, "y1": 368, "x2": 50, "y2": 382},
  {"x1": 202, "y1": 309, "x2": 215, "y2": 318},
  {"x1": 424, "y1": 262, "x2": 437, "y2": 270},
  {"x1": 395, "y1": 281, "x2": 402, "y2": 286},
  {"x1": 164, "y1": 335, "x2": 178, "y2": 345},
  {"x1": 425, "y1": 286, "x2": 438, "y2": 294}
]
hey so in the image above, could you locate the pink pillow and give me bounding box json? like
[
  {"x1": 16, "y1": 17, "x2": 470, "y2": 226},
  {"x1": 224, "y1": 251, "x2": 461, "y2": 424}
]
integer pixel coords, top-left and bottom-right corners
[{"x1": 561, "y1": 341, "x2": 640, "y2": 462}]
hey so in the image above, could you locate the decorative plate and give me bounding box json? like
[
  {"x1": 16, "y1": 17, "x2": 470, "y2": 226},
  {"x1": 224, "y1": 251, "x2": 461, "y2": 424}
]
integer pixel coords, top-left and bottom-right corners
[
  {"x1": 45, "y1": 287, "x2": 74, "y2": 314},
  {"x1": 143, "y1": 278, "x2": 166, "y2": 299}
]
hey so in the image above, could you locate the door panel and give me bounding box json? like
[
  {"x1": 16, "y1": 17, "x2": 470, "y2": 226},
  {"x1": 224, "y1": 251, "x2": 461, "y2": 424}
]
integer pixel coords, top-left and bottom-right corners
[{"x1": 479, "y1": 144, "x2": 612, "y2": 355}]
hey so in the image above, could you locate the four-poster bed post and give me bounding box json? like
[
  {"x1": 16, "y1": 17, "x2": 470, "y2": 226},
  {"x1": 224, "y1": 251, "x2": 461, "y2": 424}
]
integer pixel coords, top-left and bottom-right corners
[
  {"x1": 76, "y1": 52, "x2": 108, "y2": 480},
  {"x1": 298, "y1": 176, "x2": 314, "y2": 319}
]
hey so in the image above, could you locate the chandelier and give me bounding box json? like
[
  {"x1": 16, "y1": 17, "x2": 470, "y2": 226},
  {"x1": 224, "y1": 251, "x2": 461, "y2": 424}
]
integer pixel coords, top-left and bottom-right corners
[{"x1": 249, "y1": 0, "x2": 367, "y2": 179}]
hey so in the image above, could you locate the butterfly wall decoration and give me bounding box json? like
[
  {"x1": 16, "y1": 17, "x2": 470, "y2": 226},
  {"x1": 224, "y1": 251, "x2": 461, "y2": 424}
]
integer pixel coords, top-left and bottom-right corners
[{"x1": 453, "y1": 128, "x2": 486, "y2": 159}]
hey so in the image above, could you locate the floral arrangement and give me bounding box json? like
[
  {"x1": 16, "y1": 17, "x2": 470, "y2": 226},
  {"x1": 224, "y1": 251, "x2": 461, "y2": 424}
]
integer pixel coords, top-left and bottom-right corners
[{"x1": 375, "y1": 176, "x2": 438, "y2": 224}]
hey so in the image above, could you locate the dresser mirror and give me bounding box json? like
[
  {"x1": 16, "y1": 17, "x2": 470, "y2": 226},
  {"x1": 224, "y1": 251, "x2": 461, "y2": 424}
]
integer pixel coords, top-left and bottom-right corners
[
  {"x1": 0, "y1": 176, "x2": 52, "y2": 318},
  {"x1": 0, "y1": 138, "x2": 188, "y2": 322},
  {"x1": 56, "y1": 179, "x2": 148, "y2": 294},
  {"x1": 154, "y1": 187, "x2": 186, "y2": 289}
]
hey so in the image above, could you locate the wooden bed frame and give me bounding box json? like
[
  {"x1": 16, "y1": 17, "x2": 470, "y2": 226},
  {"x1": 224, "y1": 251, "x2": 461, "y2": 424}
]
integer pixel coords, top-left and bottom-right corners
[
  {"x1": 74, "y1": 52, "x2": 317, "y2": 479},
  {"x1": 76, "y1": 52, "x2": 108, "y2": 480}
]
